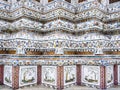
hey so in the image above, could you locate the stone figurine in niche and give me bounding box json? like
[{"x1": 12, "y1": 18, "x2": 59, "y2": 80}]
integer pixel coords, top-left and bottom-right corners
[
  {"x1": 106, "y1": 66, "x2": 113, "y2": 84},
  {"x1": 64, "y1": 66, "x2": 76, "y2": 84},
  {"x1": 85, "y1": 71, "x2": 97, "y2": 83},
  {"x1": 22, "y1": 69, "x2": 35, "y2": 83},
  {"x1": 4, "y1": 66, "x2": 12, "y2": 87},
  {"x1": 82, "y1": 66, "x2": 100, "y2": 85},
  {"x1": 19, "y1": 66, "x2": 37, "y2": 86},
  {"x1": 44, "y1": 69, "x2": 55, "y2": 83},
  {"x1": 4, "y1": 68, "x2": 12, "y2": 83},
  {"x1": 42, "y1": 66, "x2": 56, "y2": 85}
]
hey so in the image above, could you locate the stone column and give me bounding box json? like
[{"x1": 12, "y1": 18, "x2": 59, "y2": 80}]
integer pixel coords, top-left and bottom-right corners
[
  {"x1": 41, "y1": 0, "x2": 48, "y2": 5},
  {"x1": 57, "y1": 66, "x2": 64, "y2": 90},
  {"x1": 87, "y1": 0, "x2": 95, "y2": 2},
  {"x1": 100, "y1": 66, "x2": 106, "y2": 89},
  {"x1": 37, "y1": 65, "x2": 41, "y2": 85},
  {"x1": 101, "y1": 0, "x2": 109, "y2": 6},
  {"x1": 71, "y1": 0, "x2": 78, "y2": 5},
  {"x1": 114, "y1": 64, "x2": 118, "y2": 85},
  {"x1": 76, "y1": 64, "x2": 81, "y2": 85},
  {"x1": 10, "y1": 0, "x2": 17, "y2": 4},
  {"x1": 12, "y1": 66, "x2": 19, "y2": 89},
  {"x1": 0, "y1": 65, "x2": 4, "y2": 85}
]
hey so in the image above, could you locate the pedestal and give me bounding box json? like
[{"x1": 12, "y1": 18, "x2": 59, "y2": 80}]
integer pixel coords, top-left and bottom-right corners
[
  {"x1": 100, "y1": 66, "x2": 106, "y2": 89},
  {"x1": 114, "y1": 64, "x2": 118, "y2": 85},
  {"x1": 76, "y1": 64, "x2": 81, "y2": 85},
  {"x1": 0, "y1": 65, "x2": 4, "y2": 85}
]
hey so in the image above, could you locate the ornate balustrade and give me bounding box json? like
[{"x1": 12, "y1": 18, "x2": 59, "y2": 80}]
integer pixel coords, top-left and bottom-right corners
[
  {"x1": 108, "y1": 1, "x2": 120, "y2": 13},
  {"x1": 43, "y1": 19, "x2": 75, "y2": 31},
  {"x1": 0, "y1": 0, "x2": 119, "y2": 22},
  {"x1": 0, "y1": 18, "x2": 119, "y2": 32},
  {"x1": 0, "y1": 0, "x2": 120, "y2": 52},
  {"x1": 42, "y1": 9, "x2": 75, "y2": 21},
  {"x1": 0, "y1": 18, "x2": 43, "y2": 31},
  {"x1": 0, "y1": 19, "x2": 103, "y2": 32},
  {"x1": 104, "y1": 22, "x2": 120, "y2": 31},
  {"x1": 77, "y1": 1, "x2": 107, "y2": 13},
  {"x1": 0, "y1": 36, "x2": 118, "y2": 51},
  {"x1": 12, "y1": 18, "x2": 42, "y2": 30},
  {"x1": 0, "y1": 55, "x2": 119, "y2": 66},
  {"x1": 104, "y1": 12, "x2": 120, "y2": 22},
  {"x1": 43, "y1": 0, "x2": 76, "y2": 13},
  {"x1": 0, "y1": 1, "x2": 10, "y2": 11},
  {"x1": 76, "y1": 9, "x2": 105, "y2": 21},
  {"x1": 77, "y1": 19, "x2": 103, "y2": 31},
  {"x1": 10, "y1": 0, "x2": 43, "y2": 12}
]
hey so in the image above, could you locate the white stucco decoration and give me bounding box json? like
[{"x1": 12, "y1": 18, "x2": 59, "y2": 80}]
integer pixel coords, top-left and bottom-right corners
[
  {"x1": 64, "y1": 66, "x2": 76, "y2": 85},
  {"x1": 82, "y1": 65, "x2": 100, "y2": 85},
  {"x1": 19, "y1": 66, "x2": 37, "y2": 87},
  {"x1": 106, "y1": 66, "x2": 114, "y2": 86},
  {"x1": 4, "y1": 66, "x2": 12, "y2": 87},
  {"x1": 42, "y1": 66, "x2": 57, "y2": 86}
]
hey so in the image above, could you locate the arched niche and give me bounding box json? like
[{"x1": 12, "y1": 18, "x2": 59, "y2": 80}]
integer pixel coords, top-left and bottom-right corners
[
  {"x1": 48, "y1": 0, "x2": 54, "y2": 2},
  {"x1": 3, "y1": 0, "x2": 8, "y2": 2},
  {"x1": 78, "y1": 0, "x2": 86, "y2": 3},
  {"x1": 97, "y1": 0, "x2": 101, "y2": 3},
  {"x1": 35, "y1": 0, "x2": 40, "y2": 2},
  {"x1": 65, "y1": 0, "x2": 71, "y2": 3},
  {"x1": 109, "y1": 0, "x2": 119, "y2": 4}
]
